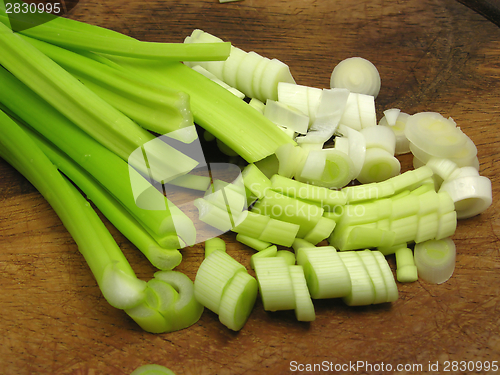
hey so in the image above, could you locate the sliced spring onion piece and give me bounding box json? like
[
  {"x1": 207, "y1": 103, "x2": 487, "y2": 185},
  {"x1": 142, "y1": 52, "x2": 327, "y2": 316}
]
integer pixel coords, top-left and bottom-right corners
[
  {"x1": 241, "y1": 163, "x2": 271, "y2": 199},
  {"x1": 405, "y1": 112, "x2": 469, "y2": 158},
  {"x1": 277, "y1": 82, "x2": 310, "y2": 116},
  {"x1": 153, "y1": 271, "x2": 205, "y2": 331},
  {"x1": 270, "y1": 174, "x2": 347, "y2": 208},
  {"x1": 296, "y1": 246, "x2": 351, "y2": 299},
  {"x1": 252, "y1": 189, "x2": 324, "y2": 238},
  {"x1": 264, "y1": 99, "x2": 309, "y2": 135},
  {"x1": 193, "y1": 250, "x2": 246, "y2": 314},
  {"x1": 357, "y1": 147, "x2": 401, "y2": 184},
  {"x1": 249, "y1": 97, "x2": 266, "y2": 113},
  {"x1": 339, "y1": 93, "x2": 362, "y2": 131},
  {"x1": 356, "y1": 250, "x2": 388, "y2": 304},
  {"x1": 395, "y1": 247, "x2": 418, "y2": 283},
  {"x1": 130, "y1": 364, "x2": 176, "y2": 375},
  {"x1": 438, "y1": 169, "x2": 492, "y2": 219},
  {"x1": 383, "y1": 108, "x2": 401, "y2": 126},
  {"x1": 257, "y1": 216, "x2": 300, "y2": 247},
  {"x1": 194, "y1": 198, "x2": 233, "y2": 233},
  {"x1": 277, "y1": 250, "x2": 297, "y2": 265},
  {"x1": 337, "y1": 251, "x2": 376, "y2": 306},
  {"x1": 232, "y1": 210, "x2": 270, "y2": 239},
  {"x1": 250, "y1": 245, "x2": 278, "y2": 269},
  {"x1": 303, "y1": 217, "x2": 337, "y2": 245},
  {"x1": 253, "y1": 256, "x2": 296, "y2": 311},
  {"x1": 274, "y1": 143, "x2": 308, "y2": 178},
  {"x1": 330, "y1": 57, "x2": 381, "y2": 98},
  {"x1": 204, "y1": 237, "x2": 226, "y2": 258},
  {"x1": 235, "y1": 233, "x2": 272, "y2": 251},
  {"x1": 360, "y1": 125, "x2": 396, "y2": 155},
  {"x1": 289, "y1": 265, "x2": 316, "y2": 322},
  {"x1": 379, "y1": 111, "x2": 411, "y2": 155},
  {"x1": 337, "y1": 124, "x2": 366, "y2": 180},
  {"x1": 218, "y1": 271, "x2": 258, "y2": 331},
  {"x1": 372, "y1": 250, "x2": 399, "y2": 302},
  {"x1": 296, "y1": 148, "x2": 355, "y2": 189},
  {"x1": 413, "y1": 237, "x2": 456, "y2": 284},
  {"x1": 357, "y1": 93, "x2": 377, "y2": 128}
]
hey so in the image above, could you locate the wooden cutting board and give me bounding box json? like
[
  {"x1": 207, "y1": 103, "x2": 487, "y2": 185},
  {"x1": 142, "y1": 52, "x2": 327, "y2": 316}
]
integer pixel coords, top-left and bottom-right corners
[{"x1": 1, "y1": 0, "x2": 499, "y2": 374}]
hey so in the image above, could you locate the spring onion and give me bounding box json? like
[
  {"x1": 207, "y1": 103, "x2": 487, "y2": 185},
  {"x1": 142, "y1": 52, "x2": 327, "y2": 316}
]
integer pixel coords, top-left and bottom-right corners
[
  {"x1": 130, "y1": 364, "x2": 176, "y2": 375},
  {"x1": 360, "y1": 125, "x2": 397, "y2": 156},
  {"x1": 330, "y1": 57, "x2": 381, "y2": 98},
  {"x1": 395, "y1": 247, "x2": 418, "y2": 283},
  {"x1": 253, "y1": 256, "x2": 296, "y2": 311},
  {"x1": 194, "y1": 249, "x2": 246, "y2": 314},
  {"x1": 204, "y1": 237, "x2": 227, "y2": 257},
  {"x1": 0, "y1": 23, "x2": 199, "y2": 179},
  {"x1": 357, "y1": 147, "x2": 401, "y2": 184},
  {"x1": 236, "y1": 233, "x2": 272, "y2": 251},
  {"x1": 25, "y1": 121, "x2": 183, "y2": 270},
  {"x1": 438, "y1": 167, "x2": 492, "y2": 219},
  {"x1": 0, "y1": 109, "x2": 147, "y2": 310},
  {"x1": 379, "y1": 110, "x2": 411, "y2": 155},
  {"x1": 289, "y1": 265, "x2": 316, "y2": 322},
  {"x1": 295, "y1": 246, "x2": 351, "y2": 299},
  {"x1": 0, "y1": 66, "x2": 194, "y2": 242},
  {"x1": 413, "y1": 238, "x2": 456, "y2": 284},
  {"x1": 21, "y1": 34, "x2": 195, "y2": 138}
]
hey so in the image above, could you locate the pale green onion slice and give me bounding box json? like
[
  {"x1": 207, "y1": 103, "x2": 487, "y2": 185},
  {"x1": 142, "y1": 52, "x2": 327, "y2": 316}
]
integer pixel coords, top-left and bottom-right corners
[
  {"x1": 395, "y1": 247, "x2": 418, "y2": 283},
  {"x1": 248, "y1": 98, "x2": 265, "y2": 114},
  {"x1": 296, "y1": 148, "x2": 355, "y2": 189},
  {"x1": 250, "y1": 245, "x2": 278, "y2": 269},
  {"x1": 337, "y1": 124, "x2": 366, "y2": 179},
  {"x1": 296, "y1": 246, "x2": 351, "y2": 299},
  {"x1": 360, "y1": 125, "x2": 396, "y2": 155},
  {"x1": 339, "y1": 93, "x2": 362, "y2": 130},
  {"x1": 260, "y1": 58, "x2": 296, "y2": 102},
  {"x1": 218, "y1": 271, "x2": 258, "y2": 331},
  {"x1": 204, "y1": 237, "x2": 226, "y2": 258},
  {"x1": 379, "y1": 111, "x2": 411, "y2": 155},
  {"x1": 277, "y1": 250, "x2": 296, "y2": 266},
  {"x1": 330, "y1": 57, "x2": 381, "y2": 98},
  {"x1": 274, "y1": 143, "x2": 308, "y2": 179},
  {"x1": 264, "y1": 99, "x2": 309, "y2": 135},
  {"x1": 289, "y1": 265, "x2": 316, "y2": 322},
  {"x1": 253, "y1": 256, "x2": 296, "y2": 311},
  {"x1": 130, "y1": 364, "x2": 176, "y2": 375},
  {"x1": 382, "y1": 108, "x2": 401, "y2": 126},
  {"x1": 277, "y1": 82, "x2": 310, "y2": 117},
  {"x1": 338, "y1": 251, "x2": 376, "y2": 306},
  {"x1": 236, "y1": 233, "x2": 272, "y2": 251},
  {"x1": 405, "y1": 112, "x2": 468, "y2": 158},
  {"x1": 372, "y1": 251, "x2": 399, "y2": 302},
  {"x1": 193, "y1": 250, "x2": 246, "y2": 314},
  {"x1": 438, "y1": 172, "x2": 492, "y2": 219},
  {"x1": 303, "y1": 217, "x2": 337, "y2": 245},
  {"x1": 153, "y1": 271, "x2": 204, "y2": 331},
  {"x1": 357, "y1": 250, "x2": 389, "y2": 304},
  {"x1": 413, "y1": 237, "x2": 456, "y2": 284},
  {"x1": 358, "y1": 93, "x2": 377, "y2": 128},
  {"x1": 357, "y1": 147, "x2": 401, "y2": 184}
]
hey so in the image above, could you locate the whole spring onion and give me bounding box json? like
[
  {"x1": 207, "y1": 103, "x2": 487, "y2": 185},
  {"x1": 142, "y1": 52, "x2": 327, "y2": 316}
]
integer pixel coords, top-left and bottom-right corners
[{"x1": 0, "y1": 109, "x2": 147, "y2": 310}]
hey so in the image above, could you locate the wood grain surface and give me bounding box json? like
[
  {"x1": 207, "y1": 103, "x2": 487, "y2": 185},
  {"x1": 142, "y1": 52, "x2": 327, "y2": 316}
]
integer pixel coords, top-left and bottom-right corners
[{"x1": 1, "y1": 0, "x2": 499, "y2": 374}]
